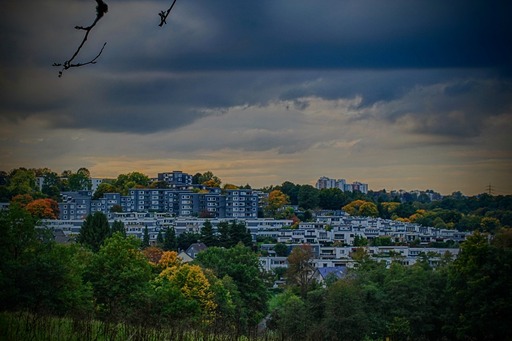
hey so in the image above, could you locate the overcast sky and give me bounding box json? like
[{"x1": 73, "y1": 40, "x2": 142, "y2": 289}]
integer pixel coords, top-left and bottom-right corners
[{"x1": 1, "y1": 0, "x2": 511, "y2": 195}]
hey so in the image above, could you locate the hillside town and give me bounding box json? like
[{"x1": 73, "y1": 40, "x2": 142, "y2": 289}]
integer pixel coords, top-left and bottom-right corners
[{"x1": 31, "y1": 170, "x2": 467, "y2": 273}]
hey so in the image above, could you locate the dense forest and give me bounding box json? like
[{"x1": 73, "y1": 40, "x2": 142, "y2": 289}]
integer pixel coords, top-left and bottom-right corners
[{"x1": 1, "y1": 167, "x2": 511, "y2": 339}]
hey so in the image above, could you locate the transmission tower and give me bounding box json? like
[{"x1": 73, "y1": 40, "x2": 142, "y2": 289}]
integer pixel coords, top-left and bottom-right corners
[{"x1": 486, "y1": 184, "x2": 494, "y2": 195}]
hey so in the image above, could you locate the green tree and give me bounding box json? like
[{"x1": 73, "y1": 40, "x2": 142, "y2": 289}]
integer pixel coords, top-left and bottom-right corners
[
  {"x1": 93, "y1": 182, "x2": 118, "y2": 199},
  {"x1": 297, "y1": 185, "x2": 319, "y2": 210},
  {"x1": 77, "y1": 212, "x2": 111, "y2": 252},
  {"x1": 0, "y1": 206, "x2": 93, "y2": 315},
  {"x1": 87, "y1": 234, "x2": 152, "y2": 322},
  {"x1": 480, "y1": 216, "x2": 501, "y2": 233},
  {"x1": 115, "y1": 171, "x2": 150, "y2": 195},
  {"x1": 68, "y1": 169, "x2": 92, "y2": 191},
  {"x1": 268, "y1": 290, "x2": 309, "y2": 340},
  {"x1": 177, "y1": 231, "x2": 201, "y2": 251},
  {"x1": 353, "y1": 235, "x2": 368, "y2": 246},
  {"x1": 274, "y1": 242, "x2": 289, "y2": 257},
  {"x1": 318, "y1": 188, "x2": 348, "y2": 210},
  {"x1": 444, "y1": 232, "x2": 512, "y2": 340},
  {"x1": 324, "y1": 279, "x2": 369, "y2": 341},
  {"x1": 41, "y1": 171, "x2": 61, "y2": 199},
  {"x1": 201, "y1": 220, "x2": 218, "y2": 247},
  {"x1": 195, "y1": 244, "x2": 268, "y2": 329},
  {"x1": 142, "y1": 226, "x2": 150, "y2": 248},
  {"x1": 163, "y1": 227, "x2": 178, "y2": 251},
  {"x1": 7, "y1": 168, "x2": 37, "y2": 197},
  {"x1": 111, "y1": 220, "x2": 126, "y2": 237},
  {"x1": 156, "y1": 230, "x2": 164, "y2": 246},
  {"x1": 280, "y1": 181, "x2": 300, "y2": 206},
  {"x1": 197, "y1": 171, "x2": 222, "y2": 188}
]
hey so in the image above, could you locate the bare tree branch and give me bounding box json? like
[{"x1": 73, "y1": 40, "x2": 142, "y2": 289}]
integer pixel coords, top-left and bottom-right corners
[
  {"x1": 53, "y1": 0, "x2": 108, "y2": 77},
  {"x1": 159, "y1": 0, "x2": 178, "y2": 27}
]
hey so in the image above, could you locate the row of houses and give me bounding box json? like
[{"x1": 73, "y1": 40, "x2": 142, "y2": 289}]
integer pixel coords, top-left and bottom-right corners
[{"x1": 42, "y1": 212, "x2": 467, "y2": 270}]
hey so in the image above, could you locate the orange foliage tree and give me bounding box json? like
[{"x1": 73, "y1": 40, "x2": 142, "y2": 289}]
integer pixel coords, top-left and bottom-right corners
[
  {"x1": 10, "y1": 194, "x2": 34, "y2": 208},
  {"x1": 25, "y1": 198, "x2": 59, "y2": 219}
]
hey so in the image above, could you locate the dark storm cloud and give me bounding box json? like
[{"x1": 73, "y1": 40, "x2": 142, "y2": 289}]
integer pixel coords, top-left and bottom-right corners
[
  {"x1": 1, "y1": 0, "x2": 511, "y2": 136},
  {"x1": 117, "y1": 0, "x2": 512, "y2": 71},
  {"x1": 354, "y1": 77, "x2": 512, "y2": 138}
]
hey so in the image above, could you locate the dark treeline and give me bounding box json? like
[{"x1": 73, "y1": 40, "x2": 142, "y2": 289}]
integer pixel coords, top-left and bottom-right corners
[
  {"x1": 1, "y1": 202, "x2": 512, "y2": 340},
  {"x1": 274, "y1": 182, "x2": 512, "y2": 232},
  {"x1": 268, "y1": 230, "x2": 512, "y2": 340},
  {"x1": 0, "y1": 204, "x2": 268, "y2": 339}
]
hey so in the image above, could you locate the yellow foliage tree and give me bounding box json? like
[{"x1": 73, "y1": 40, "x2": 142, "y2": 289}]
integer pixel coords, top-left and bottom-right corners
[
  {"x1": 158, "y1": 250, "x2": 182, "y2": 270},
  {"x1": 408, "y1": 209, "x2": 427, "y2": 223},
  {"x1": 342, "y1": 200, "x2": 378, "y2": 217},
  {"x1": 265, "y1": 189, "x2": 289, "y2": 217},
  {"x1": 381, "y1": 202, "x2": 401, "y2": 215},
  {"x1": 159, "y1": 263, "x2": 217, "y2": 318}
]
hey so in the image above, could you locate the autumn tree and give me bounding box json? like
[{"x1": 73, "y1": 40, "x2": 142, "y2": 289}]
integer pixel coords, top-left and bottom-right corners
[
  {"x1": 10, "y1": 194, "x2": 34, "y2": 208},
  {"x1": 286, "y1": 244, "x2": 316, "y2": 298},
  {"x1": 223, "y1": 183, "x2": 239, "y2": 190},
  {"x1": 264, "y1": 189, "x2": 289, "y2": 217},
  {"x1": 142, "y1": 246, "x2": 164, "y2": 265},
  {"x1": 77, "y1": 211, "x2": 111, "y2": 252},
  {"x1": 159, "y1": 264, "x2": 217, "y2": 319},
  {"x1": 342, "y1": 200, "x2": 378, "y2": 217},
  {"x1": 25, "y1": 198, "x2": 60, "y2": 219}
]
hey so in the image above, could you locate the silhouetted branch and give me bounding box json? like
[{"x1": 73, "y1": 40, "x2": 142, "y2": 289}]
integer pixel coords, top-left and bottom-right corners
[
  {"x1": 53, "y1": 0, "x2": 108, "y2": 77},
  {"x1": 159, "y1": 0, "x2": 178, "y2": 27}
]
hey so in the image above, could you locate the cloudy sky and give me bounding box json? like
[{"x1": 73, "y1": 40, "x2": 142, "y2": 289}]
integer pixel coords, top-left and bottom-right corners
[{"x1": 1, "y1": 0, "x2": 511, "y2": 195}]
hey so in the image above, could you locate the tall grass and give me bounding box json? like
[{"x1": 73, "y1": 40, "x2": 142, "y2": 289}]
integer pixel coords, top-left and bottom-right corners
[{"x1": 0, "y1": 311, "x2": 278, "y2": 341}]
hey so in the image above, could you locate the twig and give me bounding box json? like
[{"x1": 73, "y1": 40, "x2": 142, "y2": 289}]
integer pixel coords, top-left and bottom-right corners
[
  {"x1": 158, "y1": 0, "x2": 178, "y2": 27},
  {"x1": 53, "y1": 0, "x2": 108, "y2": 77}
]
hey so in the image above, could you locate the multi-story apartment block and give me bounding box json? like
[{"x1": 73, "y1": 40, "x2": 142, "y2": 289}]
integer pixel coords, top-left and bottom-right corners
[
  {"x1": 316, "y1": 176, "x2": 346, "y2": 190},
  {"x1": 158, "y1": 171, "x2": 193, "y2": 188},
  {"x1": 60, "y1": 191, "x2": 93, "y2": 220},
  {"x1": 58, "y1": 186, "x2": 258, "y2": 220},
  {"x1": 225, "y1": 189, "x2": 259, "y2": 218},
  {"x1": 315, "y1": 176, "x2": 368, "y2": 194}
]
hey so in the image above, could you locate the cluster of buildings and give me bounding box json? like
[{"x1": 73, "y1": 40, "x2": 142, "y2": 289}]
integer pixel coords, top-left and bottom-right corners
[
  {"x1": 43, "y1": 211, "x2": 467, "y2": 270},
  {"x1": 315, "y1": 176, "x2": 369, "y2": 194},
  {"x1": 30, "y1": 170, "x2": 467, "y2": 272}
]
